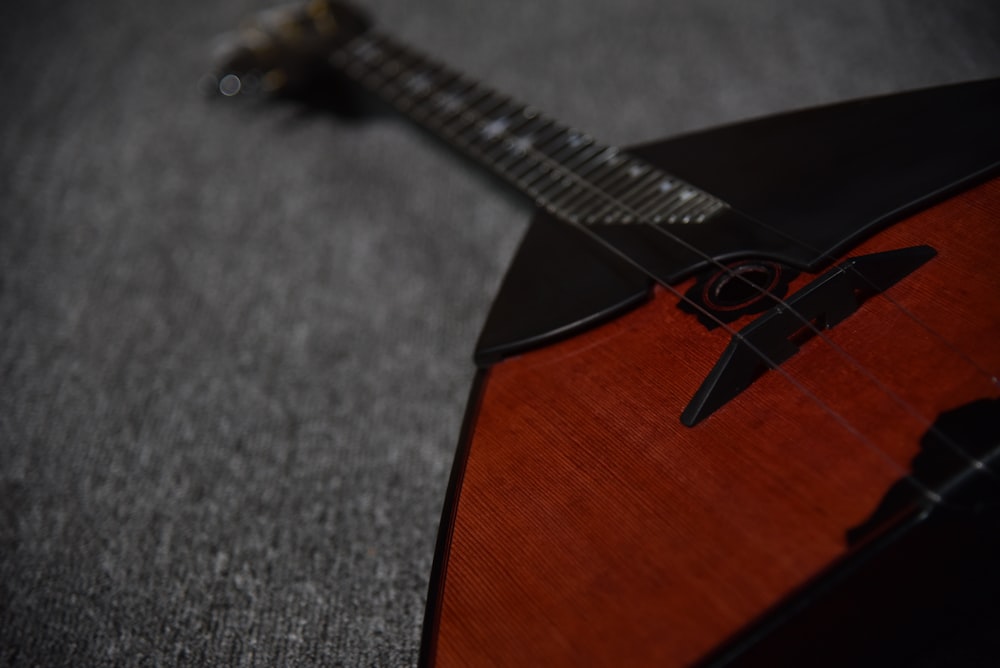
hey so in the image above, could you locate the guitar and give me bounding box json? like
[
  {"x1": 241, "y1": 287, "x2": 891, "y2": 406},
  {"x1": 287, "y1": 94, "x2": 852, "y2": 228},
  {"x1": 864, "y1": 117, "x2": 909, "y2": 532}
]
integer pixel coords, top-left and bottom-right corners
[{"x1": 210, "y1": 2, "x2": 1000, "y2": 665}]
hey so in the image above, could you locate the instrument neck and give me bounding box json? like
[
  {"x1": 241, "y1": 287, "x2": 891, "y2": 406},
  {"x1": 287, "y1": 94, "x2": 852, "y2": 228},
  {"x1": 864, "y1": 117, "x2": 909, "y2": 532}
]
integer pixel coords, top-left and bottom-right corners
[{"x1": 329, "y1": 30, "x2": 725, "y2": 225}]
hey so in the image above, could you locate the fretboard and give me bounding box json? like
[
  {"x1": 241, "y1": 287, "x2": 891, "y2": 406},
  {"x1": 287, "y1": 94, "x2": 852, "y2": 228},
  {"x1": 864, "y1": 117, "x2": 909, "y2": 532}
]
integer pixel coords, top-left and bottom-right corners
[{"x1": 328, "y1": 31, "x2": 727, "y2": 226}]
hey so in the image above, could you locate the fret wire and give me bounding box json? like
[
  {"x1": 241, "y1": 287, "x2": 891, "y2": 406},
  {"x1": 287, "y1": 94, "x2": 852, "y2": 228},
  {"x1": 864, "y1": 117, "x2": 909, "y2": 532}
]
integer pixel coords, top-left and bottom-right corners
[
  {"x1": 426, "y1": 79, "x2": 485, "y2": 125},
  {"x1": 497, "y1": 153, "x2": 545, "y2": 188},
  {"x1": 480, "y1": 126, "x2": 539, "y2": 169},
  {"x1": 510, "y1": 159, "x2": 565, "y2": 204},
  {"x1": 504, "y1": 155, "x2": 550, "y2": 184},
  {"x1": 519, "y1": 122, "x2": 566, "y2": 157},
  {"x1": 573, "y1": 154, "x2": 616, "y2": 182},
  {"x1": 469, "y1": 92, "x2": 512, "y2": 118},
  {"x1": 520, "y1": 160, "x2": 565, "y2": 186},
  {"x1": 567, "y1": 191, "x2": 617, "y2": 222},
  {"x1": 592, "y1": 171, "x2": 644, "y2": 205},
  {"x1": 535, "y1": 125, "x2": 568, "y2": 148},
  {"x1": 484, "y1": 127, "x2": 546, "y2": 169},
  {"x1": 408, "y1": 72, "x2": 464, "y2": 122},
  {"x1": 458, "y1": 99, "x2": 521, "y2": 147},
  {"x1": 385, "y1": 60, "x2": 447, "y2": 108},
  {"x1": 662, "y1": 189, "x2": 701, "y2": 217},
  {"x1": 546, "y1": 175, "x2": 602, "y2": 210},
  {"x1": 510, "y1": 113, "x2": 554, "y2": 140},
  {"x1": 666, "y1": 186, "x2": 704, "y2": 215},
  {"x1": 634, "y1": 189, "x2": 681, "y2": 218},
  {"x1": 517, "y1": 163, "x2": 558, "y2": 190},
  {"x1": 489, "y1": 116, "x2": 556, "y2": 166},
  {"x1": 625, "y1": 182, "x2": 676, "y2": 215},
  {"x1": 343, "y1": 36, "x2": 408, "y2": 96},
  {"x1": 370, "y1": 34, "x2": 431, "y2": 75},
  {"x1": 388, "y1": 51, "x2": 464, "y2": 112},
  {"x1": 542, "y1": 171, "x2": 592, "y2": 206},
  {"x1": 455, "y1": 87, "x2": 504, "y2": 120},
  {"x1": 665, "y1": 192, "x2": 710, "y2": 223},
  {"x1": 650, "y1": 180, "x2": 687, "y2": 208},
  {"x1": 493, "y1": 147, "x2": 538, "y2": 179},
  {"x1": 534, "y1": 161, "x2": 580, "y2": 190},
  {"x1": 586, "y1": 201, "x2": 624, "y2": 224},
  {"x1": 538, "y1": 128, "x2": 590, "y2": 155},
  {"x1": 498, "y1": 108, "x2": 539, "y2": 136},
  {"x1": 636, "y1": 187, "x2": 690, "y2": 219},
  {"x1": 558, "y1": 181, "x2": 616, "y2": 215},
  {"x1": 549, "y1": 143, "x2": 603, "y2": 173},
  {"x1": 573, "y1": 184, "x2": 630, "y2": 220},
  {"x1": 525, "y1": 173, "x2": 566, "y2": 200},
  {"x1": 530, "y1": 173, "x2": 573, "y2": 200},
  {"x1": 567, "y1": 144, "x2": 616, "y2": 171},
  {"x1": 541, "y1": 184, "x2": 590, "y2": 217},
  {"x1": 545, "y1": 136, "x2": 597, "y2": 164},
  {"x1": 528, "y1": 130, "x2": 571, "y2": 160},
  {"x1": 592, "y1": 174, "x2": 661, "y2": 215},
  {"x1": 591, "y1": 160, "x2": 644, "y2": 192},
  {"x1": 604, "y1": 169, "x2": 664, "y2": 203},
  {"x1": 628, "y1": 174, "x2": 674, "y2": 203},
  {"x1": 432, "y1": 87, "x2": 496, "y2": 138},
  {"x1": 575, "y1": 153, "x2": 628, "y2": 187},
  {"x1": 493, "y1": 108, "x2": 542, "y2": 144}
]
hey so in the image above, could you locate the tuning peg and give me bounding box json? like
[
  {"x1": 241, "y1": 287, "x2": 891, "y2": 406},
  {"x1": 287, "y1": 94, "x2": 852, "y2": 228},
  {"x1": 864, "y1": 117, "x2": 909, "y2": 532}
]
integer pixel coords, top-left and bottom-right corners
[{"x1": 207, "y1": 1, "x2": 372, "y2": 100}]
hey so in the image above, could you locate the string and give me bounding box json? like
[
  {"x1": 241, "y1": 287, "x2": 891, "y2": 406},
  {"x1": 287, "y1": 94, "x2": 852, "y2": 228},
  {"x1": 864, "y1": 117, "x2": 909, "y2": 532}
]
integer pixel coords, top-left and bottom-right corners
[{"x1": 326, "y1": 34, "x2": 992, "y2": 502}]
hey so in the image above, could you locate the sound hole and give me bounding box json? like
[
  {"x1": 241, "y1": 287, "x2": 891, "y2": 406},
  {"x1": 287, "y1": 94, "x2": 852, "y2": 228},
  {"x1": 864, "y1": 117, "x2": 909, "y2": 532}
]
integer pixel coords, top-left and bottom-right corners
[
  {"x1": 680, "y1": 259, "x2": 798, "y2": 329},
  {"x1": 704, "y1": 262, "x2": 782, "y2": 311}
]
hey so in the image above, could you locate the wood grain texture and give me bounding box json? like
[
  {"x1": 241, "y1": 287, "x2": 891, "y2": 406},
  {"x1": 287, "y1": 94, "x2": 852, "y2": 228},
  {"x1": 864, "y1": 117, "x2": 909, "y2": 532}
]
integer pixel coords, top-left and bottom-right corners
[{"x1": 426, "y1": 177, "x2": 1000, "y2": 666}]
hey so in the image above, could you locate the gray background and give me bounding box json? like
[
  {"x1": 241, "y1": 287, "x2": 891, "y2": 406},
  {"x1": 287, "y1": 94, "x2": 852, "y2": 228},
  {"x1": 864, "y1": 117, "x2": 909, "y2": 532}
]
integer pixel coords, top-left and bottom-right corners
[{"x1": 2, "y1": 0, "x2": 998, "y2": 665}]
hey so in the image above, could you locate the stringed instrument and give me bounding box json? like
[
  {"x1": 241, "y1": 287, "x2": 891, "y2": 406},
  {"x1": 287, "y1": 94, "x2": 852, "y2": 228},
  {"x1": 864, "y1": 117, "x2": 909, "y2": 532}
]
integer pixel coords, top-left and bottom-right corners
[{"x1": 210, "y1": 2, "x2": 1000, "y2": 665}]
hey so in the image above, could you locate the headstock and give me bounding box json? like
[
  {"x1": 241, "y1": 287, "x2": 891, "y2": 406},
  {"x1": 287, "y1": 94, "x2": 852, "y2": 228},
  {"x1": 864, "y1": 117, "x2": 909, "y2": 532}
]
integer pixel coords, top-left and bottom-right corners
[{"x1": 208, "y1": 0, "x2": 371, "y2": 98}]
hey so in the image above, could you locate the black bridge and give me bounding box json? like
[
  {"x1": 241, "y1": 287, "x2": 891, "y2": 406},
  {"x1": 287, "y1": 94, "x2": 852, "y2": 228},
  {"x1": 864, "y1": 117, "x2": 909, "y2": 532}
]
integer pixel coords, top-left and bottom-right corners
[{"x1": 681, "y1": 245, "x2": 936, "y2": 426}]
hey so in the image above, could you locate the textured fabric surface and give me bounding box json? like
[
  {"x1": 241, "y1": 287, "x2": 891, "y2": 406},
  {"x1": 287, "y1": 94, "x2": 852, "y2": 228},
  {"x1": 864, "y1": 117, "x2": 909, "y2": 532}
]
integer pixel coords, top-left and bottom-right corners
[{"x1": 2, "y1": 0, "x2": 999, "y2": 665}]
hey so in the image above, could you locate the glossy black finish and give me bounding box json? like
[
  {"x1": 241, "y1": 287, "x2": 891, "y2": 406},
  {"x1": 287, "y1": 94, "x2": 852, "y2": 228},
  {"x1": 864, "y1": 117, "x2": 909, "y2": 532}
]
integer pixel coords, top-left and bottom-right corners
[
  {"x1": 703, "y1": 503, "x2": 1000, "y2": 667},
  {"x1": 634, "y1": 78, "x2": 1000, "y2": 267},
  {"x1": 848, "y1": 397, "x2": 1000, "y2": 544},
  {"x1": 475, "y1": 79, "x2": 1000, "y2": 364},
  {"x1": 474, "y1": 213, "x2": 651, "y2": 366}
]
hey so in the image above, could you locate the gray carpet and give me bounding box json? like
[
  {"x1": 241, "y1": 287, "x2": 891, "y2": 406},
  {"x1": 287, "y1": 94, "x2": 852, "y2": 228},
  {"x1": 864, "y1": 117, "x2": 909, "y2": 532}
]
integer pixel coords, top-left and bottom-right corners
[{"x1": 2, "y1": 0, "x2": 998, "y2": 665}]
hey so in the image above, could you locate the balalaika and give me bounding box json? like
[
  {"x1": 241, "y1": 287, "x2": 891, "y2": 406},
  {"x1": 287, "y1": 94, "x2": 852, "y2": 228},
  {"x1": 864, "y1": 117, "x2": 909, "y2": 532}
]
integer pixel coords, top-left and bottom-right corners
[{"x1": 210, "y1": 2, "x2": 1000, "y2": 665}]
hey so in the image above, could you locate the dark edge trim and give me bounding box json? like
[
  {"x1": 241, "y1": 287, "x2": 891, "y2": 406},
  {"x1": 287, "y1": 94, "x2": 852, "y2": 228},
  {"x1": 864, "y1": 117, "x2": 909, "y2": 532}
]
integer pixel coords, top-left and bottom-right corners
[
  {"x1": 418, "y1": 368, "x2": 491, "y2": 667},
  {"x1": 474, "y1": 287, "x2": 650, "y2": 366},
  {"x1": 698, "y1": 503, "x2": 930, "y2": 667},
  {"x1": 814, "y1": 160, "x2": 1000, "y2": 269}
]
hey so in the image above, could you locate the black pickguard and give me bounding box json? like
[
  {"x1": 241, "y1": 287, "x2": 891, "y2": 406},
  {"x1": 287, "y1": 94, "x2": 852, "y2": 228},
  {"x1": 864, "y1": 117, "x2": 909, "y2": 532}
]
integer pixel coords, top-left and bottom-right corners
[{"x1": 475, "y1": 78, "x2": 1000, "y2": 365}]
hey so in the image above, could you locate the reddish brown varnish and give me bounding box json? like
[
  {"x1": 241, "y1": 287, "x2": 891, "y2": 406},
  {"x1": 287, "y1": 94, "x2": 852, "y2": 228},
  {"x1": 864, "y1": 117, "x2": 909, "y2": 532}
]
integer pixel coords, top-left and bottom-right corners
[{"x1": 426, "y1": 178, "x2": 1000, "y2": 666}]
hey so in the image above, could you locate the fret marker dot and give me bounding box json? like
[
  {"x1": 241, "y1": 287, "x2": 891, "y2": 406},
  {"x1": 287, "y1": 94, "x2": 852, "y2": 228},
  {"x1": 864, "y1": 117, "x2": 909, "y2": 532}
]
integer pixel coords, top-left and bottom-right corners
[
  {"x1": 508, "y1": 135, "x2": 533, "y2": 155},
  {"x1": 481, "y1": 117, "x2": 510, "y2": 140},
  {"x1": 405, "y1": 72, "x2": 432, "y2": 94},
  {"x1": 435, "y1": 92, "x2": 463, "y2": 112}
]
